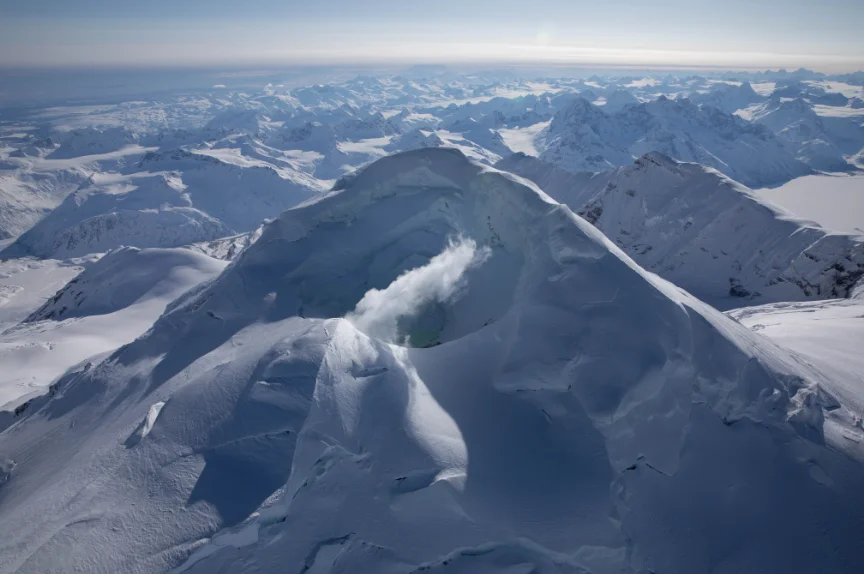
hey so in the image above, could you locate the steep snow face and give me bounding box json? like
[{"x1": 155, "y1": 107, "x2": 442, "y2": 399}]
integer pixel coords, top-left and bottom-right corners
[
  {"x1": 729, "y1": 299, "x2": 864, "y2": 420},
  {"x1": 538, "y1": 97, "x2": 633, "y2": 172},
  {"x1": 1, "y1": 149, "x2": 863, "y2": 574},
  {"x1": 539, "y1": 96, "x2": 811, "y2": 187},
  {"x1": 495, "y1": 152, "x2": 599, "y2": 206},
  {"x1": 745, "y1": 97, "x2": 864, "y2": 172},
  {"x1": 503, "y1": 152, "x2": 864, "y2": 308},
  {"x1": 3, "y1": 151, "x2": 319, "y2": 258},
  {"x1": 728, "y1": 296, "x2": 864, "y2": 462},
  {"x1": 0, "y1": 247, "x2": 226, "y2": 412}
]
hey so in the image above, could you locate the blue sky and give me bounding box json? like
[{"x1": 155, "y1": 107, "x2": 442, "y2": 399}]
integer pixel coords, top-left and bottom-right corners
[{"x1": 1, "y1": 0, "x2": 862, "y2": 70}]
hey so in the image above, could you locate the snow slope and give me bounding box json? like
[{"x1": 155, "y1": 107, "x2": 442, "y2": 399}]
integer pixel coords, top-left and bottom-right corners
[
  {"x1": 186, "y1": 227, "x2": 263, "y2": 261},
  {"x1": 729, "y1": 298, "x2": 864, "y2": 420},
  {"x1": 502, "y1": 152, "x2": 864, "y2": 308},
  {"x1": 754, "y1": 173, "x2": 864, "y2": 235},
  {"x1": 49, "y1": 127, "x2": 140, "y2": 159},
  {"x1": 0, "y1": 247, "x2": 226, "y2": 413},
  {"x1": 688, "y1": 81, "x2": 765, "y2": 113},
  {"x1": 1, "y1": 149, "x2": 862, "y2": 574},
  {"x1": 495, "y1": 152, "x2": 599, "y2": 205},
  {"x1": 539, "y1": 96, "x2": 811, "y2": 187},
  {"x1": 0, "y1": 257, "x2": 91, "y2": 332},
  {"x1": 2, "y1": 150, "x2": 319, "y2": 258},
  {"x1": 0, "y1": 142, "x2": 156, "y2": 240},
  {"x1": 743, "y1": 97, "x2": 864, "y2": 172},
  {"x1": 0, "y1": 172, "x2": 80, "y2": 240},
  {"x1": 598, "y1": 89, "x2": 640, "y2": 113}
]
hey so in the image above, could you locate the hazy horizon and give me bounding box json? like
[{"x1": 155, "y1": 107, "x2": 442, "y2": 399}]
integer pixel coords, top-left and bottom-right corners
[{"x1": 2, "y1": 0, "x2": 863, "y2": 71}]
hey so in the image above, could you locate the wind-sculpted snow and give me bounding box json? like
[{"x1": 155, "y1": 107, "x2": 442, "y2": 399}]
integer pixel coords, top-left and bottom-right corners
[
  {"x1": 502, "y1": 152, "x2": 864, "y2": 308},
  {"x1": 1, "y1": 149, "x2": 863, "y2": 574}
]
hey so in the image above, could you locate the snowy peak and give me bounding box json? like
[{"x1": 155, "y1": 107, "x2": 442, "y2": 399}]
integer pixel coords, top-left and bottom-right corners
[
  {"x1": 747, "y1": 96, "x2": 864, "y2": 171},
  {"x1": 494, "y1": 152, "x2": 599, "y2": 207},
  {"x1": 505, "y1": 152, "x2": 864, "y2": 307},
  {"x1": 539, "y1": 95, "x2": 810, "y2": 187},
  {"x1": 24, "y1": 246, "x2": 225, "y2": 323},
  {"x1": 3, "y1": 148, "x2": 863, "y2": 574},
  {"x1": 2, "y1": 148, "x2": 318, "y2": 258},
  {"x1": 632, "y1": 150, "x2": 682, "y2": 170},
  {"x1": 602, "y1": 89, "x2": 640, "y2": 113},
  {"x1": 689, "y1": 80, "x2": 765, "y2": 113}
]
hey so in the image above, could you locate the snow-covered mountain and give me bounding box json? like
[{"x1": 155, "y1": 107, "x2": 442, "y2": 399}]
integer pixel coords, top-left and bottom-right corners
[
  {"x1": 1, "y1": 149, "x2": 862, "y2": 574},
  {"x1": 598, "y1": 88, "x2": 640, "y2": 113},
  {"x1": 49, "y1": 127, "x2": 140, "y2": 159},
  {"x1": 744, "y1": 97, "x2": 864, "y2": 172},
  {"x1": 2, "y1": 150, "x2": 319, "y2": 258},
  {"x1": 186, "y1": 227, "x2": 263, "y2": 261},
  {"x1": 0, "y1": 171, "x2": 81, "y2": 240},
  {"x1": 333, "y1": 112, "x2": 401, "y2": 140},
  {"x1": 538, "y1": 96, "x2": 811, "y2": 187},
  {"x1": 0, "y1": 257, "x2": 92, "y2": 333},
  {"x1": 6, "y1": 137, "x2": 56, "y2": 159},
  {"x1": 203, "y1": 109, "x2": 280, "y2": 138},
  {"x1": 0, "y1": 246, "x2": 226, "y2": 414},
  {"x1": 2, "y1": 173, "x2": 229, "y2": 258},
  {"x1": 387, "y1": 128, "x2": 504, "y2": 165},
  {"x1": 728, "y1": 296, "x2": 864, "y2": 420},
  {"x1": 495, "y1": 152, "x2": 598, "y2": 205},
  {"x1": 688, "y1": 81, "x2": 765, "y2": 113},
  {"x1": 0, "y1": 141, "x2": 151, "y2": 240},
  {"x1": 501, "y1": 152, "x2": 864, "y2": 307}
]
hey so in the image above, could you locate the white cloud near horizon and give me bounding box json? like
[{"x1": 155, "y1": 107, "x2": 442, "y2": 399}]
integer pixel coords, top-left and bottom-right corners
[{"x1": 1, "y1": 1, "x2": 863, "y2": 72}]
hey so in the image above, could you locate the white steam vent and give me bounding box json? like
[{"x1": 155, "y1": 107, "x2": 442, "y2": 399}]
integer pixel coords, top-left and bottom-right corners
[{"x1": 347, "y1": 237, "x2": 490, "y2": 344}]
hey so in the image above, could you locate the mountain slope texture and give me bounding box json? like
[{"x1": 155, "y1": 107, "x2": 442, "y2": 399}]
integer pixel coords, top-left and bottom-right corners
[{"x1": 0, "y1": 149, "x2": 862, "y2": 574}]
